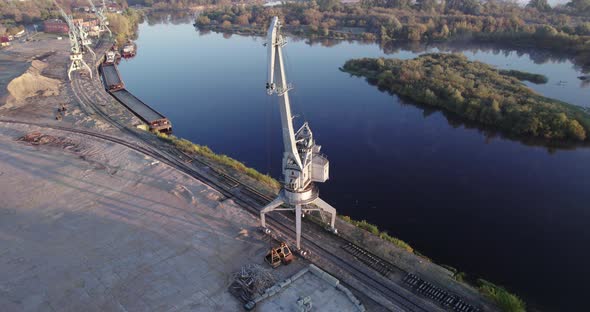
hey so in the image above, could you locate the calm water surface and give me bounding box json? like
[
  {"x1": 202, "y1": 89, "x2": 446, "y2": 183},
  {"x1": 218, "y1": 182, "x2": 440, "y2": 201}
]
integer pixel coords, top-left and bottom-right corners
[{"x1": 118, "y1": 21, "x2": 590, "y2": 311}]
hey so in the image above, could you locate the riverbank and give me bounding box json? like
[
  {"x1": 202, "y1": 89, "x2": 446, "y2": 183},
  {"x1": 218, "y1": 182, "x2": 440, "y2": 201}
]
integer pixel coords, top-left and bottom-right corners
[
  {"x1": 1, "y1": 26, "x2": 526, "y2": 312},
  {"x1": 342, "y1": 53, "x2": 590, "y2": 142},
  {"x1": 116, "y1": 20, "x2": 590, "y2": 311},
  {"x1": 151, "y1": 130, "x2": 523, "y2": 311},
  {"x1": 194, "y1": 3, "x2": 590, "y2": 73},
  {"x1": 0, "y1": 34, "x2": 299, "y2": 312}
]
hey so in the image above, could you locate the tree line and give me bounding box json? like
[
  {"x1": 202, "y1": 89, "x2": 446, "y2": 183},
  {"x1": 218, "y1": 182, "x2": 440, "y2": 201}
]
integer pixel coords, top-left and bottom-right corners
[{"x1": 194, "y1": 1, "x2": 590, "y2": 71}]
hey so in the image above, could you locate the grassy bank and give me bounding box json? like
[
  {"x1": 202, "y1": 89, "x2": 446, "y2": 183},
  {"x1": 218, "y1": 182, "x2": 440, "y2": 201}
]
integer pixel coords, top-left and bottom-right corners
[
  {"x1": 478, "y1": 279, "x2": 526, "y2": 312},
  {"x1": 154, "y1": 131, "x2": 526, "y2": 311},
  {"x1": 339, "y1": 215, "x2": 525, "y2": 312},
  {"x1": 342, "y1": 53, "x2": 590, "y2": 142},
  {"x1": 339, "y1": 215, "x2": 414, "y2": 253},
  {"x1": 154, "y1": 132, "x2": 280, "y2": 189}
]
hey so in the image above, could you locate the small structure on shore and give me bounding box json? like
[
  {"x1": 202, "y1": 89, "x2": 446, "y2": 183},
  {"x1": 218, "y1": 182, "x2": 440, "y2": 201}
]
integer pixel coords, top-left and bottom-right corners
[
  {"x1": 1, "y1": 36, "x2": 10, "y2": 47},
  {"x1": 121, "y1": 41, "x2": 136, "y2": 58}
]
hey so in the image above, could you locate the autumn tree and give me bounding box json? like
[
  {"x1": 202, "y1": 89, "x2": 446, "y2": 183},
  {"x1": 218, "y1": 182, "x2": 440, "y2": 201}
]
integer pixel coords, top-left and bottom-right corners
[
  {"x1": 235, "y1": 14, "x2": 249, "y2": 26},
  {"x1": 195, "y1": 15, "x2": 210, "y2": 26},
  {"x1": 221, "y1": 20, "x2": 231, "y2": 30}
]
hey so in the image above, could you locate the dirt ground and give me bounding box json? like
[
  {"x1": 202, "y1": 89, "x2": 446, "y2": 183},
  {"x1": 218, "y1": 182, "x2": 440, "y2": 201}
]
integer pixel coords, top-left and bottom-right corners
[
  {"x1": 0, "y1": 37, "x2": 74, "y2": 123},
  {"x1": 0, "y1": 123, "x2": 286, "y2": 311},
  {"x1": 0, "y1": 34, "x2": 494, "y2": 312},
  {"x1": 0, "y1": 36, "x2": 309, "y2": 312}
]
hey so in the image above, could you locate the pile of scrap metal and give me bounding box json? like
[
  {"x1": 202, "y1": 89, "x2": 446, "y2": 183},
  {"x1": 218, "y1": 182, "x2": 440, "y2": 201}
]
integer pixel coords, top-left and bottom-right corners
[
  {"x1": 297, "y1": 296, "x2": 312, "y2": 312},
  {"x1": 229, "y1": 264, "x2": 276, "y2": 303},
  {"x1": 265, "y1": 242, "x2": 294, "y2": 268}
]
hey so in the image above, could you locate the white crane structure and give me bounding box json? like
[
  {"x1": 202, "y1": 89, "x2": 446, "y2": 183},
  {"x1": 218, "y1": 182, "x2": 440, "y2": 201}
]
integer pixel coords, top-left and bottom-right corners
[
  {"x1": 55, "y1": 3, "x2": 92, "y2": 80},
  {"x1": 261, "y1": 17, "x2": 337, "y2": 251},
  {"x1": 75, "y1": 18, "x2": 96, "y2": 61},
  {"x1": 88, "y1": 0, "x2": 112, "y2": 37}
]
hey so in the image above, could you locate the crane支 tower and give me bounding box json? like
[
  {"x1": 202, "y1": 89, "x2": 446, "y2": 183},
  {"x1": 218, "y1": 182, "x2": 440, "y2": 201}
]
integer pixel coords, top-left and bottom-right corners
[{"x1": 260, "y1": 16, "x2": 338, "y2": 251}]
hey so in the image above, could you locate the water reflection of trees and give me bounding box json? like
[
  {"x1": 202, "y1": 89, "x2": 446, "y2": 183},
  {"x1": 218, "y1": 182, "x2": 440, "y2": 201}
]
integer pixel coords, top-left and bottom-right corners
[
  {"x1": 146, "y1": 11, "x2": 194, "y2": 26},
  {"x1": 380, "y1": 41, "x2": 576, "y2": 67},
  {"x1": 391, "y1": 88, "x2": 585, "y2": 152},
  {"x1": 359, "y1": 76, "x2": 585, "y2": 151},
  {"x1": 159, "y1": 13, "x2": 589, "y2": 72},
  {"x1": 297, "y1": 37, "x2": 581, "y2": 71}
]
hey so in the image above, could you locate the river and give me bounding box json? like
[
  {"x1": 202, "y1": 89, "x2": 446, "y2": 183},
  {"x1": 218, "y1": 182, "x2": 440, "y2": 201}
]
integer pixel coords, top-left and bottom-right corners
[{"x1": 117, "y1": 20, "x2": 590, "y2": 311}]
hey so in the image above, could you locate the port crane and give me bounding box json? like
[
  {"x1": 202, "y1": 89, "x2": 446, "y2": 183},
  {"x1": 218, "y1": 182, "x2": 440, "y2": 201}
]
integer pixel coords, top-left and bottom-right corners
[
  {"x1": 260, "y1": 17, "x2": 337, "y2": 251},
  {"x1": 75, "y1": 17, "x2": 96, "y2": 61},
  {"x1": 54, "y1": 2, "x2": 93, "y2": 80},
  {"x1": 88, "y1": 0, "x2": 112, "y2": 37}
]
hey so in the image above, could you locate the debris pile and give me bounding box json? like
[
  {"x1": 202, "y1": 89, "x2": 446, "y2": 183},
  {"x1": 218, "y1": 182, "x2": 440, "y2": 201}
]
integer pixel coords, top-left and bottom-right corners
[
  {"x1": 229, "y1": 264, "x2": 276, "y2": 303},
  {"x1": 18, "y1": 131, "x2": 78, "y2": 150}
]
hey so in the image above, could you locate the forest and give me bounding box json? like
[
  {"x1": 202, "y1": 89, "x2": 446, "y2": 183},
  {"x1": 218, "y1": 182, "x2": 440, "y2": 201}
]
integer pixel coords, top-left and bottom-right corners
[
  {"x1": 194, "y1": 0, "x2": 590, "y2": 71},
  {"x1": 342, "y1": 53, "x2": 590, "y2": 141},
  {"x1": 3, "y1": 0, "x2": 590, "y2": 72}
]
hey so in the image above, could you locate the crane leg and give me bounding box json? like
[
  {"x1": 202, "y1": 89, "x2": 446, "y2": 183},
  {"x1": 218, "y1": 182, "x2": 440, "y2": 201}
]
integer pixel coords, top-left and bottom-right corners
[
  {"x1": 88, "y1": 47, "x2": 96, "y2": 61},
  {"x1": 81, "y1": 59, "x2": 93, "y2": 79},
  {"x1": 67, "y1": 61, "x2": 76, "y2": 81},
  {"x1": 260, "y1": 197, "x2": 284, "y2": 228},
  {"x1": 295, "y1": 204, "x2": 302, "y2": 250},
  {"x1": 312, "y1": 197, "x2": 337, "y2": 232}
]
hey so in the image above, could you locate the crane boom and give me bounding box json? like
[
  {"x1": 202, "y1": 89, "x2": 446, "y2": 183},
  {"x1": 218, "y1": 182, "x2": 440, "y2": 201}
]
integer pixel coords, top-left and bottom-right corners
[
  {"x1": 53, "y1": 0, "x2": 92, "y2": 80},
  {"x1": 266, "y1": 17, "x2": 303, "y2": 173},
  {"x1": 88, "y1": 0, "x2": 112, "y2": 37}
]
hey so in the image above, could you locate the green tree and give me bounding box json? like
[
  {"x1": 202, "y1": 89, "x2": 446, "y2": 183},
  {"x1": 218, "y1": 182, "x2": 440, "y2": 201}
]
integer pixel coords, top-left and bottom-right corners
[
  {"x1": 575, "y1": 22, "x2": 590, "y2": 35},
  {"x1": 567, "y1": 0, "x2": 590, "y2": 12},
  {"x1": 317, "y1": 0, "x2": 339, "y2": 11},
  {"x1": 535, "y1": 25, "x2": 558, "y2": 37},
  {"x1": 567, "y1": 120, "x2": 586, "y2": 140},
  {"x1": 416, "y1": 0, "x2": 437, "y2": 12},
  {"x1": 380, "y1": 25, "x2": 391, "y2": 42},
  {"x1": 527, "y1": 0, "x2": 551, "y2": 11}
]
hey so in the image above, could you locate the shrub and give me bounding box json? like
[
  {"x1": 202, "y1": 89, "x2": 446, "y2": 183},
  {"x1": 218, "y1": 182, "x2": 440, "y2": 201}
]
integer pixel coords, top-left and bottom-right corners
[
  {"x1": 155, "y1": 132, "x2": 280, "y2": 188},
  {"x1": 478, "y1": 279, "x2": 526, "y2": 312},
  {"x1": 339, "y1": 215, "x2": 413, "y2": 253}
]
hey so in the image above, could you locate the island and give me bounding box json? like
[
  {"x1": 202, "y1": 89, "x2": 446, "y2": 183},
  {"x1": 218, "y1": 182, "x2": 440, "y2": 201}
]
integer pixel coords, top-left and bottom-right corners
[{"x1": 342, "y1": 53, "x2": 590, "y2": 142}]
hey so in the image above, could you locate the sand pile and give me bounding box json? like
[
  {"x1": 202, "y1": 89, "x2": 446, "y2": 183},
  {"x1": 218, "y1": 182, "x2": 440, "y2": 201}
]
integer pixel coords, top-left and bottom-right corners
[{"x1": 5, "y1": 60, "x2": 61, "y2": 107}]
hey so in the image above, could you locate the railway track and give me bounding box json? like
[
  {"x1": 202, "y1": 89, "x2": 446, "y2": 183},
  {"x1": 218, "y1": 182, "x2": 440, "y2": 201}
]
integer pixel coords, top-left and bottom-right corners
[
  {"x1": 0, "y1": 117, "x2": 432, "y2": 311},
  {"x1": 71, "y1": 67, "x2": 436, "y2": 311},
  {"x1": 0, "y1": 46, "x2": 481, "y2": 311},
  {"x1": 342, "y1": 242, "x2": 401, "y2": 278}
]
